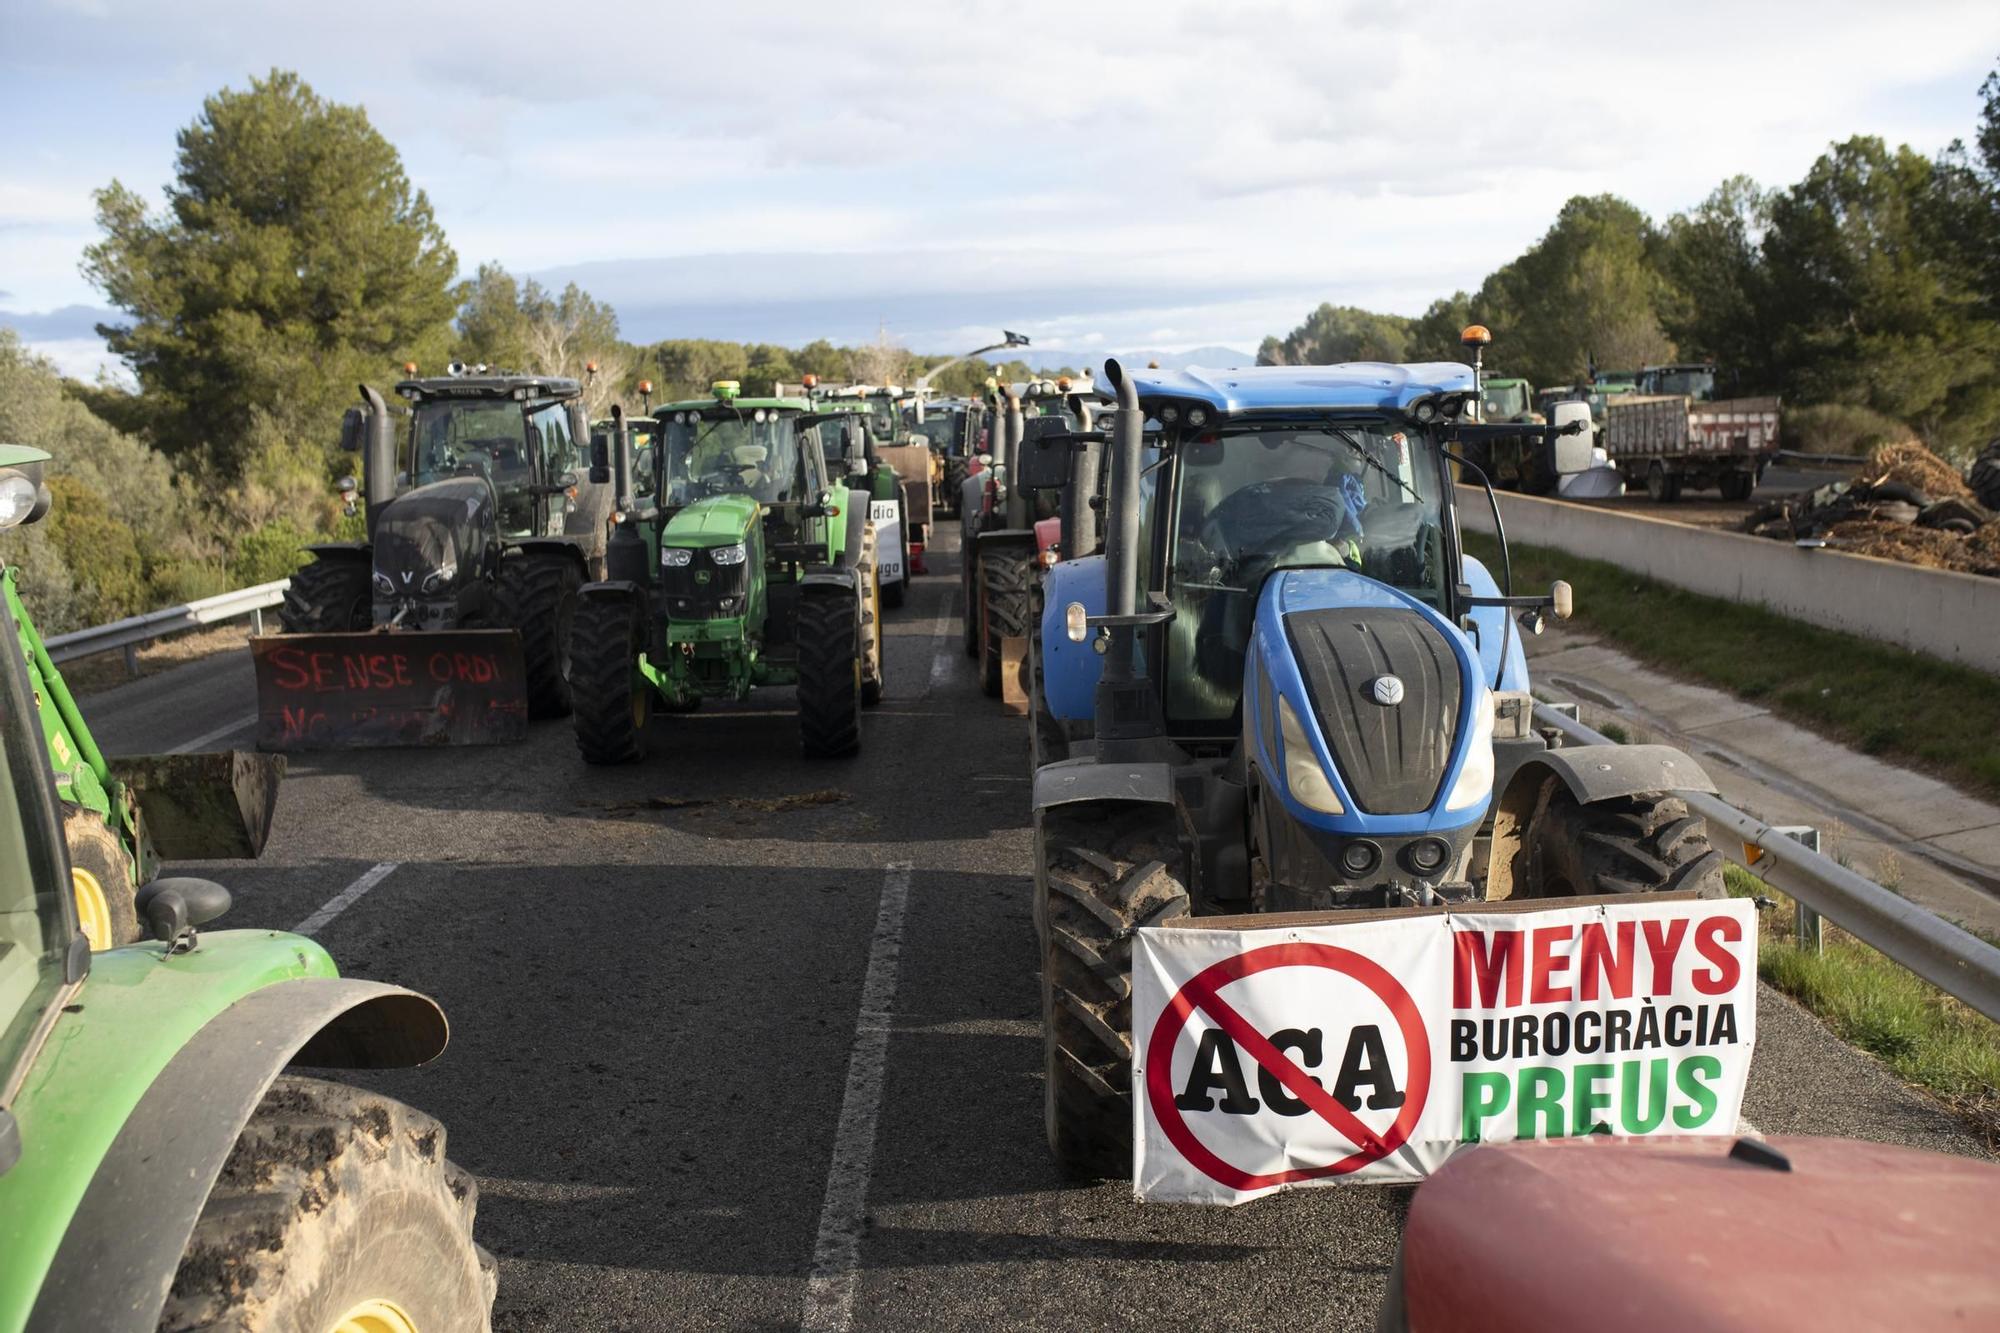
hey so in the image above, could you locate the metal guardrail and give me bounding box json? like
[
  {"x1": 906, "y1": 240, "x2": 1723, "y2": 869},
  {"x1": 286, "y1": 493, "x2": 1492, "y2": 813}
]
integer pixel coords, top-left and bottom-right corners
[
  {"x1": 1535, "y1": 701, "x2": 2000, "y2": 1024},
  {"x1": 44, "y1": 579, "x2": 290, "y2": 671}
]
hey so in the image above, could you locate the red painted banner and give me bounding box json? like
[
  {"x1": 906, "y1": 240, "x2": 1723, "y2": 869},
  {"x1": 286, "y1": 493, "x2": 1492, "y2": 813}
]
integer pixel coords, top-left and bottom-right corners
[{"x1": 251, "y1": 630, "x2": 530, "y2": 750}]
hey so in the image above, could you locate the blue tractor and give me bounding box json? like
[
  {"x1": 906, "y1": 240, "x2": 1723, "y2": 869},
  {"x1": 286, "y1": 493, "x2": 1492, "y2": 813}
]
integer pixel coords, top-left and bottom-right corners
[{"x1": 1032, "y1": 358, "x2": 1726, "y2": 1179}]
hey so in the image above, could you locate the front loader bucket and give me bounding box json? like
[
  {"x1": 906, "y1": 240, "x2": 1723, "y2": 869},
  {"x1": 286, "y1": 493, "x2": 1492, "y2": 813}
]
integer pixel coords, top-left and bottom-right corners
[
  {"x1": 106, "y1": 751, "x2": 286, "y2": 860},
  {"x1": 250, "y1": 630, "x2": 530, "y2": 750}
]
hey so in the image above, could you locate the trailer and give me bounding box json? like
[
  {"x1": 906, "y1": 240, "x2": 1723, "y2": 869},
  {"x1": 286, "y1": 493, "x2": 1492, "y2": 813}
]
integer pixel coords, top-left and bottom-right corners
[{"x1": 1603, "y1": 393, "x2": 1781, "y2": 502}]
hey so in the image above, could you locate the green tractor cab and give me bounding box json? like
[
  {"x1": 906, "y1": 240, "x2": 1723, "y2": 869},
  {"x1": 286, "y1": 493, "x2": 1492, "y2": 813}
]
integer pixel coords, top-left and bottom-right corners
[
  {"x1": 813, "y1": 392, "x2": 914, "y2": 605},
  {"x1": 568, "y1": 382, "x2": 883, "y2": 763},
  {"x1": 0, "y1": 564, "x2": 490, "y2": 1330},
  {"x1": 0, "y1": 446, "x2": 281, "y2": 952}
]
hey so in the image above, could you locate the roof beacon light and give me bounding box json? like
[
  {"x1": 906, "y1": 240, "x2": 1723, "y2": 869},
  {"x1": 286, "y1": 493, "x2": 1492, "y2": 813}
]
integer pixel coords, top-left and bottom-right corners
[
  {"x1": 404, "y1": 361, "x2": 419, "y2": 375},
  {"x1": 639, "y1": 380, "x2": 653, "y2": 394},
  {"x1": 1459, "y1": 324, "x2": 1492, "y2": 348},
  {"x1": 803, "y1": 373, "x2": 819, "y2": 389}
]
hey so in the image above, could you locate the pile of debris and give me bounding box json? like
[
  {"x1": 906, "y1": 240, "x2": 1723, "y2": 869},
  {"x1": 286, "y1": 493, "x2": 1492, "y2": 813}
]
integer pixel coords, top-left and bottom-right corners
[{"x1": 1744, "y1": 439, "x2": 2000, "y2": 577}]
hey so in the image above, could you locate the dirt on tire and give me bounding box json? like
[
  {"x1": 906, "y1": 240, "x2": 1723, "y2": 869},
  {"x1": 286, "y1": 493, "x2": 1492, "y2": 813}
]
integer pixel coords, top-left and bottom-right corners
[
  {"x1": 1515, "y1": 785, "x2": 1725, "y2": 899},
  {"x1": 1037, "y1": 803, "x2": 1191, "y2": 1181},
  {"x1": 61, "y1": 801, "x2": 140, "y2": 947},
  {"x1": 160, "y1": 1074, "x2": 494, "y2": 1333}
]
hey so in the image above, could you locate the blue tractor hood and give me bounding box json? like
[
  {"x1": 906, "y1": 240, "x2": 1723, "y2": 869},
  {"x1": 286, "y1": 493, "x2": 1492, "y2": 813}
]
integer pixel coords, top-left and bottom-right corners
[{"x1": 1117, "y1": 362, "x2": 1476, "y2": 416}]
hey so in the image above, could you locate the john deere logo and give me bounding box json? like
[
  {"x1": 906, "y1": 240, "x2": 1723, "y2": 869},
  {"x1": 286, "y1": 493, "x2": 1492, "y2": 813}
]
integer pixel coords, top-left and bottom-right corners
[
  {"x1": 695, "y1": 570, "x2": 712, "y2": 585},
  {"x1": 1370, "y1": 675, "x2": 1405, "y2": 706}
]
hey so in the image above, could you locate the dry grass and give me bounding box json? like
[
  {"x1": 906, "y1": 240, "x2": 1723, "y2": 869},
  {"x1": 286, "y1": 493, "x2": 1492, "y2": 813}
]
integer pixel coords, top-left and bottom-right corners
[{"x1": 60, "y1": 622, "x2": 256, "y2": 697}]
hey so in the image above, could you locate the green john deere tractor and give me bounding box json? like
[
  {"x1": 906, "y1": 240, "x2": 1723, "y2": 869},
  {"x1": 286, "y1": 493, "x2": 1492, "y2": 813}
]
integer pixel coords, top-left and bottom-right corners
[
  {"x1": 568, "y1": 382, "x2": 883, "y2": 763},
  {"x1": 0, "y1": 453, "x2": 492, "y2": 1332},
  {"x1": 0, "y1": 446, "x2": 282, "y2": 952}
]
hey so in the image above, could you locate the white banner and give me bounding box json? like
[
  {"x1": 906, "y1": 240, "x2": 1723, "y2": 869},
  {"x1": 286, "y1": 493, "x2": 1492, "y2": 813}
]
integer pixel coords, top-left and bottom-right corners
[
  {"x1": 1133, "y1": 897, "x2": 1757, "y2": 1204},
  {"x1": 870, "y1": 500, "x2": 904, "y2": 583}
]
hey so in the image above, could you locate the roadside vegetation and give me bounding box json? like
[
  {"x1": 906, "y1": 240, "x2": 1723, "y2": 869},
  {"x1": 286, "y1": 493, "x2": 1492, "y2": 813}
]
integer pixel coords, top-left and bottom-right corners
[
  {"x1": 1725, "y1": 866, "x2": 2000, "y2": 1140},
  {"x1": 1463, "y1": 532, "x2": 2000, "y2": 799}
]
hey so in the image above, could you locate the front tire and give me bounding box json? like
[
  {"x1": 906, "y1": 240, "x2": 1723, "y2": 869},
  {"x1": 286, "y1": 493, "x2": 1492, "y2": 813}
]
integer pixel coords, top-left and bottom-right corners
[
  {"x1": 160, "y1": 1076, "x2": 494, "y2": 1333},
  {"x1": 980, "y1": 545, "x2": 1030, "y2": 700},
  {"x1": 62, "y1": 802, "x2": 139, "y2": 948},
  {"x1": 570, "y1": 596, "x2": 647, "y2": 765},
  {"x1": 797, "y1": 592, "x2": 862, "y2": 757},
  {"x1": 499, "y1": 555, "x2": 582, "y2": 719},
  {"x1": 277, "y1": 557, "x2": 370, "y2": 634},
  {"x1": 1516, "y1": 785, "x2": 1725, "y2": 898},
  {"x1": 1038, "y1": 803, "x2": 1191, "y2": 1181}
]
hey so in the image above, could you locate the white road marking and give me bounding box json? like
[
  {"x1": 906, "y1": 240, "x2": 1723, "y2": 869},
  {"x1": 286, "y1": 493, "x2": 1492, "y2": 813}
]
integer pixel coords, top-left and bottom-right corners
[
  {"x1": 170, "y1": 715, "x2": 257, "y2": 754},
  {"x1": 291, "y1": 861, "x2": 400, "y2": 936},
  {"x1": 925, "y1": 580, "x2": 958, "y2": 695},
  {"x1": 801, "y1": 860, "x2": 914, "y2": 1333}
]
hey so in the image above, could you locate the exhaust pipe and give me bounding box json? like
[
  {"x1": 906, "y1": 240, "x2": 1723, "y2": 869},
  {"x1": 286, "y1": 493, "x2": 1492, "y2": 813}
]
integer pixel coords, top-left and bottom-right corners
[
  {"x1": 605, "y1": 403, "x2": 651, "y2": 586},
  {"x1": 610, "y1": 404, "x2": 634, "y2": 511},
  {"x1": 1003, "y1": 386, "x2": 1027, "y2": 529},
  {"x1": 360, "y1": 384, "x2": 396, "y2": 542},
  {"x1": 1103, "y1": 360, "x2": 1141, "y2": 622}
]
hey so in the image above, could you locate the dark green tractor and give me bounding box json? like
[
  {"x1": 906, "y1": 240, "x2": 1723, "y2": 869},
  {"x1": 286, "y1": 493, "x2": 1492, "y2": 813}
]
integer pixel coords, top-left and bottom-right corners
[{"x1": 568, "y1": 382, "x2": 884, "y2": 763}]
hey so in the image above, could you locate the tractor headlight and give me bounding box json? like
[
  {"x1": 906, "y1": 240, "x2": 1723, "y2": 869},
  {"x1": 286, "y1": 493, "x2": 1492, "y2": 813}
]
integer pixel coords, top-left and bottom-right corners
[
  {"x1": 662, "y1": 547, "x2": 694, "y2": 568},
  {"x1": 420, "y1": 559, "x2": 457, "y2": 594},
  {"x1": 372, "y1": 571, "x2": 395, "y2": 596},
  {"x1": 710, "y1": 543, "x2": 748, "y2": 566},
  {"x1": 1444, "y1": 690, "x2": 1497, "y2": 812},
  {"x1": 1278, "y1": 694, "x2": 1345, "y2": 815},
  {"x1": 0, "y1": 472, "x2": 40, "y2": 528}
]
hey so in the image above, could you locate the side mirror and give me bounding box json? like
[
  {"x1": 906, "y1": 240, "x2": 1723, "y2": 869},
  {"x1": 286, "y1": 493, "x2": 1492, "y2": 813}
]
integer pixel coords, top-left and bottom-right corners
[
  {"x1": 589, "y1": 431, "x2": 611, "y2": 485},
  {"x1": 554, "y1": 470, "x2": 579, "y2": 492},
  {"x1": 135, "y1": 876, "x2": 232, "y2": 946},
  {"x1": 1551, "y1": 400, "x2": 1594, "y2": 474},
  {"x1": 338, "y1": 406, "x2": 366, "y2": 455}
]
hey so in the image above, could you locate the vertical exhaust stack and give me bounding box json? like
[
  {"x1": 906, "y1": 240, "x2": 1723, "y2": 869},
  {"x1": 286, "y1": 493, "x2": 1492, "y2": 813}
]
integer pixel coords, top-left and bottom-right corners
[
  {"x1": 605, "y1": 403, "x2": 651, "y2": 587},
  {"x1": 1093, "y1": 358, "x2": 1162, "y2": 749},
  {"x1": 360, "y1": 384, "x2": 396, "y2": 542},
  {"x1": 1003, "y1": 386, "x2": 1028, "y2": 528}
]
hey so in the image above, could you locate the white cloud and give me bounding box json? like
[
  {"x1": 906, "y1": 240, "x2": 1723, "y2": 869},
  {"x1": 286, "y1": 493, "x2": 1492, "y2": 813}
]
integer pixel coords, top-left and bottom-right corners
[{"x1": 3, "y1": 0, "x2": 1995, "y2": 351}]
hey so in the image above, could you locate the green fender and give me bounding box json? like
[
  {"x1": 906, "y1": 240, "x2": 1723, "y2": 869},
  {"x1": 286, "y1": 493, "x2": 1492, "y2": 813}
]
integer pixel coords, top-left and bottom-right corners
[{"x1": 0, "y1": 930, "x2": 444, "y2": 1333}]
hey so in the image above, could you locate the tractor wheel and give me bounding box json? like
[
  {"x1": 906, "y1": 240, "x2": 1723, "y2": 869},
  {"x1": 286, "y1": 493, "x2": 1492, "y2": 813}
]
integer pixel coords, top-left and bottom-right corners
[
  {"x1": 499, "y1": 554, "x2": 582, "y2": 719},
  {"x1": 62, "y1": 802, "x2": 139, "y2": 949},
  {"x1": 796, "y1": 592, "x2": 861, "y2": 758},
  {"x1": 277, "y1": 557, "x2": 370, "y2": 634},
  {"x1": 980, "y1": 546, "x2": 1030, "y2": 700},
  {"x1": 1037, "y1": 803, "x2": 1190, "y2": 1181},
  {"x1": 570, "y1": 596, "x2": 648, "y2": 765},
  {"x1": 1718, "y1": 470, "x2": 1755, "y2": 502},
  {"x1": 1515, "y1": 784, "x2": 1725, "y2": 899},
  {"x1": 859, "y1": 525, "x2": 885, "y2": 707},
  {"x1": 159, "y1": 1075, "x2": 494, "y2": 1333}
]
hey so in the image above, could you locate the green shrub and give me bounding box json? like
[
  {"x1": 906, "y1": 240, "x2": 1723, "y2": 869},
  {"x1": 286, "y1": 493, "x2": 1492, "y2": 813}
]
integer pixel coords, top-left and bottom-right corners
[
  {"x1": 228, "y1": 518, "x2": 316, "y2": 586},
  {"x1": 1781, "y1": 402, "x2": 1912, "y2": 456}
]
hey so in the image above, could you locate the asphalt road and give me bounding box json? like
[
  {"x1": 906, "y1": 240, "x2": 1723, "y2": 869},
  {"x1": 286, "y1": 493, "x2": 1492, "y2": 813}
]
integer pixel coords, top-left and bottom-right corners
[{"x1": 84, "y1": 526, "x2": 1993, "y2": 1333}]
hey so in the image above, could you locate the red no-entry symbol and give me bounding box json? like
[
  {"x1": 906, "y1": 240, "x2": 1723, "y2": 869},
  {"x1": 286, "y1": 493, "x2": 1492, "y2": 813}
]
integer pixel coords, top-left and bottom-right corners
[{"x1": 1144, "y1": 942, "x2": 1432, "y2": 1190}]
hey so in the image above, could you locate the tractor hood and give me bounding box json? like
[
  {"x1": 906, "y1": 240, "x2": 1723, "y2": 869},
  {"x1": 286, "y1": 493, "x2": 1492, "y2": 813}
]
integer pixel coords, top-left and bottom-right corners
[
  {"x1": 661, "y1": 493, "x2": 761, "y2": 548},
  {"x1": 373, "y1": 476, "x2": 496, "y2": 596}
]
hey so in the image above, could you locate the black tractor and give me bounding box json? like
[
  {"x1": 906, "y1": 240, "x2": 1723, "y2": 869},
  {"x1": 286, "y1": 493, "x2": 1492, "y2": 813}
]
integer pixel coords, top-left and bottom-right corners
[{"x1": 275, "y1": 365, "x2": 612, "y2": 723}]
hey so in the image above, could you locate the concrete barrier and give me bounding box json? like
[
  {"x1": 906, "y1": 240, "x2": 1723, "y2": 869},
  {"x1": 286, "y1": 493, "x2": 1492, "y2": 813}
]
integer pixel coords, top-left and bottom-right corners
[{"x1": 1455, "y1": 486, "x2": 2000, "y2": 676}]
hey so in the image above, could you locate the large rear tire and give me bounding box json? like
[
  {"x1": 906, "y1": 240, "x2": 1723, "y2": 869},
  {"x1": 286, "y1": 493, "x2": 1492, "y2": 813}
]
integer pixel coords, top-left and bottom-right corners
[
  {"x1": 570, "y1": 596, "x2": 648, "y2": 765},
  {"x1": 499, "y1": 554, "x2": 582, "y2": 719},
  {"x1": 1516, "y1": 785, "x2": 1725, "y2": 899},
  {"x1": 980, "y1": 546, "x2": 1030, "y2": 700},
  {"x1": 1718, "y1": 470, "x2": 1755, "y2": 502},
  {"x1": 277, "y1": 557, "x2": 370, "y2": 634},
  {"x1": 1038, "y1": 803, "x2": 1191, "y2": 1181},
  {"x1": 797, "y1": 592, "x2": 861, "y2": 758},
  {"x1": 62, "y1": 802, "x2": 139, "y2": 949},
  {"x1": 159, "y1": 1075, "x2": 494, "y2": 1333}
]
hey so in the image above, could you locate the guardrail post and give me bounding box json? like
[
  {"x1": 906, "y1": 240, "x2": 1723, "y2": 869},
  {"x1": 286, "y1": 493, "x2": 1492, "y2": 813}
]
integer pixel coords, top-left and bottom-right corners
[
  {"x1": 1774, "y1": 826, "x2": 1824, "y2": 953},
  {"x1": 251, "y1": 607, "x2": 264, "y2": 636},
  {"x1": 122, "y1": 644, "x2": 139, "y2": 678}
]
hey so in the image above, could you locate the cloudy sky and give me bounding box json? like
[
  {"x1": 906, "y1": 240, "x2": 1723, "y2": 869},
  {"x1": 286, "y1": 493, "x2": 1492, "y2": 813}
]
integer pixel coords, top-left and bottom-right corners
[{"x1": 4, "y1": 0, "x2": 1997, "y2": 378}]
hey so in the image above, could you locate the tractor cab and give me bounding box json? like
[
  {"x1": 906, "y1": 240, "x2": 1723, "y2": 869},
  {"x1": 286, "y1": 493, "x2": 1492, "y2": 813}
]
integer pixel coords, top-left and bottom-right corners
[
  {"x1": 1477, "y1": 376, "x2": 1539, "y2": 425},
  {"x1": 392, "y1": 367, "x2": 589, "y2": 542}
]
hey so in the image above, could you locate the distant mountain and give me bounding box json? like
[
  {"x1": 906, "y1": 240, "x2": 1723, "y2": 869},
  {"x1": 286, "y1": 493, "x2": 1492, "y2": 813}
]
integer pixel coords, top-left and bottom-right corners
[{"x1": 0, "y1": 305, "x2": 114, "y2": 341}]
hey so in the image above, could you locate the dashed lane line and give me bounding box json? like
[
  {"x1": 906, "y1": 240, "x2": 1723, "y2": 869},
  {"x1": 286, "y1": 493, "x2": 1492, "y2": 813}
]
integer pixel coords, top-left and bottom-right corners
[
  {"x1": 291, "y1": 861, "x2": 401, "y2": 936},
  {"x1": 800, "y1": 860, "x2": 914, "y2": 1333},
  {"x1": 169, "y1": 715, "x2": 257, "y2": 754}
]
